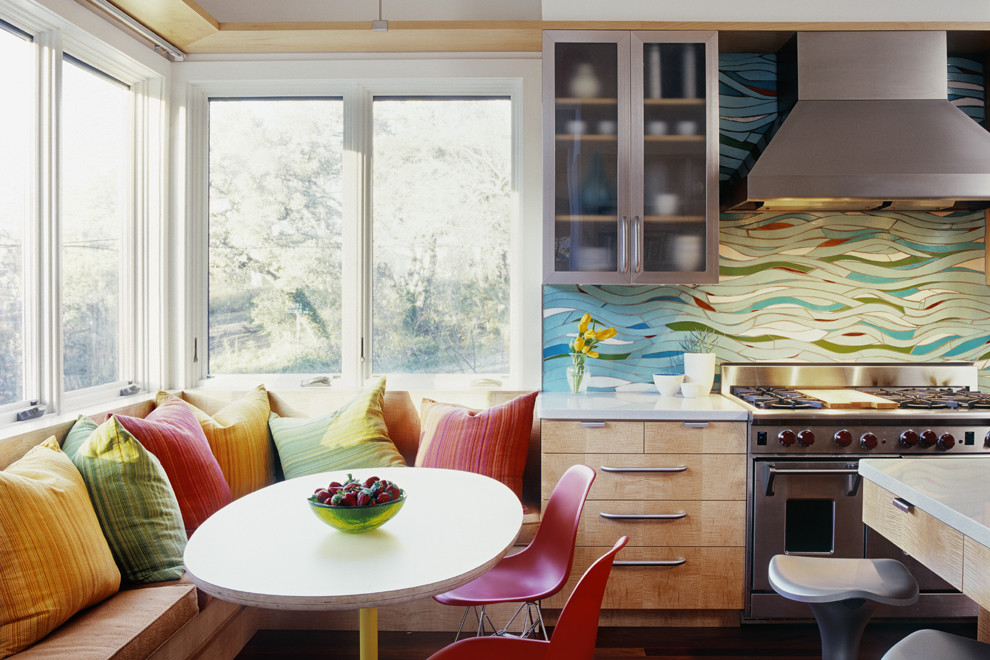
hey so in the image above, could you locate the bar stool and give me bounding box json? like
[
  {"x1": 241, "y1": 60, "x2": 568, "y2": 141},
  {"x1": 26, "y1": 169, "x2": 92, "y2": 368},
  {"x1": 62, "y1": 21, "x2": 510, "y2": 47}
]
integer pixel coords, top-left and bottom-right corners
[
  {"x1": 768, "y1": 555, "x2": 919, "y2": 660},
  {"x1": 883, "y1": 629, "x2": 990, "y2": 659}
]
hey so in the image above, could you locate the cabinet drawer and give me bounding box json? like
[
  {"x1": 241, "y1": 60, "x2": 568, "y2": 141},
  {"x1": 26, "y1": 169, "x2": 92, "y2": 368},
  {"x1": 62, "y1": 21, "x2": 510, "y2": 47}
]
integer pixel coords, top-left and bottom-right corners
[
  {"x1": 862, "y1": 480, "x2": 964, "y2": 590},
  {"x1": 541, "y1": 420, "x2": 644, "y2": 453},
  {"x1": 542, "y1": 453, "x2": 746, "y2": 501},
  {"x1": 546, "y1": 546, "x2": 744, "y2": 610},
  {"x1": 572, "y1": 500, "x2": 745, "y2": 547},
  {"x1": 645, "y1": 421, "x2": 746, "y2": 453}
]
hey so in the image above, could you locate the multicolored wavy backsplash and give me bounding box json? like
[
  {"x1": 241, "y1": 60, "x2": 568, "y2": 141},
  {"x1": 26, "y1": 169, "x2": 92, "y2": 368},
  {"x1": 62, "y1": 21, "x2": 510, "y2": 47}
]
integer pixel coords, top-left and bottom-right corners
[{"x1": 543, "y1": 54, "x2": 990, "y2": 392}]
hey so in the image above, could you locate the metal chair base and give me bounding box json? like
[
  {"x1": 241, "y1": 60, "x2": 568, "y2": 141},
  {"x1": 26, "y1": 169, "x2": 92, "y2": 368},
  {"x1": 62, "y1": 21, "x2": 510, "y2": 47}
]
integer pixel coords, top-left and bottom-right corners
[{"x1": 453, "y1": 601, "x2": 548, "y2": 642}]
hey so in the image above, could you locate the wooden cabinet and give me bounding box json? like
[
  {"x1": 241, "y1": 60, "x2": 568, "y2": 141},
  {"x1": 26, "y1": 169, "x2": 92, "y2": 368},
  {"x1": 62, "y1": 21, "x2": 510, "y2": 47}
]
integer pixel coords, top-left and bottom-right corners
[
  {"x1": 541, "y1": 419, "x2": 746, "y2": 612},
  {"x1": 863, "y1": 480, "x2": 965, "y2": 590},
  {"x1": 542, "y1": 30, "x2": 719, "y2": 285}
]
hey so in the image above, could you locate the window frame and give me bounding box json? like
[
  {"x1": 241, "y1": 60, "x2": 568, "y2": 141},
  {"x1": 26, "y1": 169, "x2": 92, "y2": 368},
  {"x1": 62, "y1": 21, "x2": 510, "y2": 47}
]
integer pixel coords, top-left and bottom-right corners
[
  {"x1": 0, "y1": 0, "x2": 168, "y2": 426},
  {"x1": 178, "y1": 58, "x2": 543, "y2": 392}
]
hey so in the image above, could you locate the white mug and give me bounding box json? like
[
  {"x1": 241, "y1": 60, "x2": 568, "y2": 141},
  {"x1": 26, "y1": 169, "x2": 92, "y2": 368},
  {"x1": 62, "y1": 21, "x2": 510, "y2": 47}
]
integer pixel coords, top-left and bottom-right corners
[
  {"x1": 646, "y1": 120, "x2": 668, "y2": 136},
  {"x1": 675, "y1": 120, "x2": 698, "y2": 136},
  {"x1": 597, "y1": 120, "x2": 617, "y2": 135}
]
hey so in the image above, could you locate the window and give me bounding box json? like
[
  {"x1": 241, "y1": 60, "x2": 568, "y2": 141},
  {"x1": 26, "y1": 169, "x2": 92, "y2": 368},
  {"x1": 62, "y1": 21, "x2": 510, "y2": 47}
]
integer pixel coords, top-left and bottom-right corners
[
  {"x1": 372, "y1": 98, "x2": 512, "y2": 376},
  {"x1": 0, "y1": 21, "x2": 31, "y2": 408},
  {"x1": 195, "y1": 69, "x2": 539, "y2": 390},
  {"x1": 61, "y1": 57, "x2": 129, "y2": 392},
  {"x1": 0, "y1": 3, "x2": 166, "y2": 427},
  {"x1": 209, "y1": 99, "x2": 344, "y2": 375}
]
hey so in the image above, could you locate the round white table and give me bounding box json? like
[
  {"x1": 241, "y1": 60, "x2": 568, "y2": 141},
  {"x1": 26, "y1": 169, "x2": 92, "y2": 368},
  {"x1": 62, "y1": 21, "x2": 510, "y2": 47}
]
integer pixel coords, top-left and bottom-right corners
[{"x1": 183, "y1": 467, "x2": 523, "y2": 660}]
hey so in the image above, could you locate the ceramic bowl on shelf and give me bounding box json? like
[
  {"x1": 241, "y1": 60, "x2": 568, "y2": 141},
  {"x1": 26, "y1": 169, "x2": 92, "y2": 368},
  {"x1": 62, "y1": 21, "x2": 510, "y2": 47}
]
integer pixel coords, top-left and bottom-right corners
[
  {"x1": 565, "y1": 119, "x2": 588, "y2": 135},
  {"x1": 680, "y1": 382, "x2": 708, "y2": 398},
  {"x1": 653, "y1": 373, "x2": 684, "y2": 396},
  {"x1": 307, "y1": 494, "x2": 406, "y2": 534}
]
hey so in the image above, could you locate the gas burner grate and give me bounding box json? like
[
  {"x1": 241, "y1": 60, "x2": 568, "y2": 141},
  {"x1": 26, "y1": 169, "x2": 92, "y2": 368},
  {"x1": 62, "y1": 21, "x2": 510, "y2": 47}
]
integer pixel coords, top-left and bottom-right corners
[{"x1": 731, "y1": 386, "x2": 824, "y2": 410}]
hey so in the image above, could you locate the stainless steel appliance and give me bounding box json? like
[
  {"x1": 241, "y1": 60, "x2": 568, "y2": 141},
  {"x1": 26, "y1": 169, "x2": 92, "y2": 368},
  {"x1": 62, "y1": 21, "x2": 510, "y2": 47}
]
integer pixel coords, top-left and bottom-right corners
[{"x1": 721, "y1": 362, "x2": 990, "y2": 621}]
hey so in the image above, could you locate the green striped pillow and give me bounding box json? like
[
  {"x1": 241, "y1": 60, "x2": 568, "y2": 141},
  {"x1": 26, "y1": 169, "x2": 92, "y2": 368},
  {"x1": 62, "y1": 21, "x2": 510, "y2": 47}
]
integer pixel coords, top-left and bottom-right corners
[
  {"x1": 71, "y1": 416, "x2": 188, "y2": 584},
  {"x1": 269, "y1": 377, "x2": 406, "y2": 480},
  {"x1": 61, "y1": 413, "x2": 98, "y2": 458}
]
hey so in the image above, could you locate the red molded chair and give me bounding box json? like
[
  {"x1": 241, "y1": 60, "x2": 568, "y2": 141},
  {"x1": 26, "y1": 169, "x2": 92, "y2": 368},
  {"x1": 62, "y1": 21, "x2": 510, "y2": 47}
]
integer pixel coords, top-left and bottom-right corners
[
  {"x1": 427, "y1": 536, "x2": 628, "y2": 660},
  {"x1": 433, "y1": 463, "x2": 596, "y2": 640}
]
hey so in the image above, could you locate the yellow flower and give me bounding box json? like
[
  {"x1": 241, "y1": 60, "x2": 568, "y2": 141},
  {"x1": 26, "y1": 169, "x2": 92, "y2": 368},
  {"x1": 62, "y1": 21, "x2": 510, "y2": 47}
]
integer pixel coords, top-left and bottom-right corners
[
  {"x1": 578, "y1": 313, "x2": 591, "y2": 334},
  {"x1": 587, "y1": 350, "x2": 599, "y2": 358},
  {"x1": 596, "y1": 327, "x2": 617, "y2": 341},
  {"x1": 584, "y1": 330, "x2": 597, "y2": 339},
  {"x1": 582, "y1": 345, "x2": 591, "y2": 354},
  {"x1": 574, "y1": 336, "x2": 585, "y2": 352}
]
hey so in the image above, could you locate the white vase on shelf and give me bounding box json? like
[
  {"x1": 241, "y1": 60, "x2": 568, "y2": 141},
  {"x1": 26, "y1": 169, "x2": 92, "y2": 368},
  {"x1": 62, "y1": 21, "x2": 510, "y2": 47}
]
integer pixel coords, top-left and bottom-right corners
[{"x1": 569, "y1": 63, "x2": 601, "y2": 98}]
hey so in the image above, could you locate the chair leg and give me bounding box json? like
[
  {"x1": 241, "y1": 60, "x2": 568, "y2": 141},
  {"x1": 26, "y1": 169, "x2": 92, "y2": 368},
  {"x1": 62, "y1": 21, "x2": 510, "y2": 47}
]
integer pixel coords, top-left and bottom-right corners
[{"x1": 808, "y1": 598, "x2": 879, "y2": 660}]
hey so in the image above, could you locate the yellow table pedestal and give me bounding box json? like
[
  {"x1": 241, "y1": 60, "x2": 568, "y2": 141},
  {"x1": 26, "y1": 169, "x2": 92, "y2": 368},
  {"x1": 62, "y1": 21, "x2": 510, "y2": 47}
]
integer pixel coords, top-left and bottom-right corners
[{"x1": 359, "y1": 607, "x2": 378, "y2": 660}]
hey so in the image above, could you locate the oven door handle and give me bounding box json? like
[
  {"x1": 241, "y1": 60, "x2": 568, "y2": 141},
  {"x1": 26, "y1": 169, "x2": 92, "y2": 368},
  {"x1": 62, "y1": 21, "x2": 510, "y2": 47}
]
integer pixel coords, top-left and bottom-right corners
[{"x1": 764, "y1": 466, "x2": 862, "y2": 497}]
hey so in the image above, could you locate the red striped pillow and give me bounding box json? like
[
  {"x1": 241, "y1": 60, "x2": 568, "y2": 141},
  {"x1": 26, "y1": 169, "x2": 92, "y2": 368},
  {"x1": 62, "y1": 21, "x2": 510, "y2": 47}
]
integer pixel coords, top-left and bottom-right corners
[
  {"x1": 113, "y1": 396, "x2": 232, "y2": 536},
  {"x1": 415, "y1": 392, "x2": 537, "y2": 501}
]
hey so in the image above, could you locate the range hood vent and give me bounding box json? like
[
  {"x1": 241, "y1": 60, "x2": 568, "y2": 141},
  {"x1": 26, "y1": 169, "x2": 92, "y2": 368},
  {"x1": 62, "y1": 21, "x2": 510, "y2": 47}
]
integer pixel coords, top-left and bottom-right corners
[{"x1": 722, "y1": 31, "x2": 990, "y2": 212}]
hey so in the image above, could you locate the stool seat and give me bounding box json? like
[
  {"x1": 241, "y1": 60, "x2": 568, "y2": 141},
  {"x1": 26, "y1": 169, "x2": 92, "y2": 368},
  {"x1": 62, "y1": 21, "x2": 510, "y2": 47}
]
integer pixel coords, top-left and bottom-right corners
[
  {"x1": 768, "y1": 555, "x2": 920, "y2": 660},
  {"x1": 769, "y1": 555, "x2": 919, "y2": 606},
  {"x1": 882, "y1": 630, "x2": 990, "y2": 660}
]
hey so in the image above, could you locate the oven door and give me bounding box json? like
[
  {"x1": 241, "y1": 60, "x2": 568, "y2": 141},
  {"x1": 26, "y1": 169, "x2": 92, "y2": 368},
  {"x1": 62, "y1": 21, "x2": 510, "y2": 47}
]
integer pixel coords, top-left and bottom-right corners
[{"x1": 751, "y1": 459, "x2": 864, "y2": 593}]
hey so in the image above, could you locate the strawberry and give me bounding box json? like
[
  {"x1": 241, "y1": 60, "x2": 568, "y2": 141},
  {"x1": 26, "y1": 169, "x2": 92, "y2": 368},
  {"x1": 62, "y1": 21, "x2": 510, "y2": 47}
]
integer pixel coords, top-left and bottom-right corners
[
  {"x1": 363, "y1": 476, "x2": 380, "y2": 488},
  {"x1": 356, "y1": 492, "x2": 371, "y2": 506},
  {"x1": 376, "y1": 492, "x2": 390, "y2": 504},
  {"x1": 340, "y1": 492, "x2": 357, "y2": 507}
]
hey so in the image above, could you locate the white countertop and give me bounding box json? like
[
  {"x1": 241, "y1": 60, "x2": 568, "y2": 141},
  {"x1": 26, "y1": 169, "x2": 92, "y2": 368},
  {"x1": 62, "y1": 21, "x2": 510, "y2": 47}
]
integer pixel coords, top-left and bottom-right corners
[
  {"x1": 537, "y1": 391, "x2": 750, "y2": 421},
  {"x1": 859, "y1": 458, "x2": 990, "y2": 547}
]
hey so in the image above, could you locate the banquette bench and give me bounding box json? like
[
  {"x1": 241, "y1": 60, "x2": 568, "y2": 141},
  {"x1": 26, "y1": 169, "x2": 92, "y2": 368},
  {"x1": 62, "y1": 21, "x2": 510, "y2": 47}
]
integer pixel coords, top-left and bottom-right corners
[{"x1": 0, "y1": 386, "x2": 541, "y2": 660}]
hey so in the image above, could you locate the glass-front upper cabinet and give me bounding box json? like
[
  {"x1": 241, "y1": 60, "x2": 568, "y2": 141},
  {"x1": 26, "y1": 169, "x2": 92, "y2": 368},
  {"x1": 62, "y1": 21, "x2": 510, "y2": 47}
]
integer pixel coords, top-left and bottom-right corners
[{"x1": 543, "y1": 31, "x2": 718, "y2": 284}]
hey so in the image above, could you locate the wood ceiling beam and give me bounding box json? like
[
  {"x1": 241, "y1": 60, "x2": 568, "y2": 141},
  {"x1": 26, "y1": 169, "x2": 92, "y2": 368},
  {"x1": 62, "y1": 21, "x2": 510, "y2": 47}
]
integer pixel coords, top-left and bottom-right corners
[{"x1": 92, "y1": 2, "x2": 990, "y2": 55}]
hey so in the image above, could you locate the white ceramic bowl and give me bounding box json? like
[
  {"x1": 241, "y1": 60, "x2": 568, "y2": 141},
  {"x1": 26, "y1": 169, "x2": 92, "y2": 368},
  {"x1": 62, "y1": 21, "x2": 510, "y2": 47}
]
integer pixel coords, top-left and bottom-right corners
[
  {"x1": 680, "y1": 382, "x2": 707, "y2": 398},
  {"x1": 653, "y1": 373, "x2": 684, "y2": 396}
]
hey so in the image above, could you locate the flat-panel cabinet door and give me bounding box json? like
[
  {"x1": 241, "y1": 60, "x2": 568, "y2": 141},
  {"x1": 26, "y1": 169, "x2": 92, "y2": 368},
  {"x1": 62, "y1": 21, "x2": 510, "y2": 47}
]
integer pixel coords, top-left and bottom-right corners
[{"x1": 544, "y1": 31, "x2": 631, "y2": 284}]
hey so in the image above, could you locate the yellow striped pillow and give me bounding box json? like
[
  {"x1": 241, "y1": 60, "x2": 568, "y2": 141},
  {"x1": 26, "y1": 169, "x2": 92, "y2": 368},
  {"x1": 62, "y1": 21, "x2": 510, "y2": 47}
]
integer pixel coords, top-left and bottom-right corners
[
  {"x1": 159, "y1": 385, "x2": 274, "y2": 500},
  {"x1": 0, "y1": 438, "x2": 120, "y2": 658},
  {"x1": 269, "y1": 377, "x2": 406, "y2": 480}
]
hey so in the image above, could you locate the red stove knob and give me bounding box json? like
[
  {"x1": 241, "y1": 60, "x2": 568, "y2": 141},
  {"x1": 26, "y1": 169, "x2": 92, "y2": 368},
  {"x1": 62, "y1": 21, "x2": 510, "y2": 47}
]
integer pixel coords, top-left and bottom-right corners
[
  {"x1": 797, "y1": 430, "x2": 815, "y2": 447},
  {"x1": 899, "y1": 430, "x2": 919, "y2": 448},
  {"x1": 919, "y1": 430, "x2": 938, "y2": 448},
  {"x1": 860, "y1": 432, "x2": 879, "y2": 450},
  {"x1": 834, "y1": 429, "x2": 853, "y2": 447},
  {"x1": 936, "y1": 433, "x2": 956, "y2": 451},
  {"x1": 778, "y1": 430, "x2": 796, "y2": 447}
]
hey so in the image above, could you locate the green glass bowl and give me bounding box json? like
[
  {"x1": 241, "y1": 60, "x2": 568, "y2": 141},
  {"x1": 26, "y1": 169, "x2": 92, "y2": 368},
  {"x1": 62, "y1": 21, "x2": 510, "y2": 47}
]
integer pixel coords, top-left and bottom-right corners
[{"x1": 307, "y1": 495, "x2": 406, "y2": 533}]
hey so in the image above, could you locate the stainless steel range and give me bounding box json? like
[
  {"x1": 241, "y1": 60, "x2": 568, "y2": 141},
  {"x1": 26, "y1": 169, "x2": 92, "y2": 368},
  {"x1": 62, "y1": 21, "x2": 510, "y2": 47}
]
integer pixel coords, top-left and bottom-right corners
[{"x1": 721, "y1": 362, "x2": 990, "y2": 621}]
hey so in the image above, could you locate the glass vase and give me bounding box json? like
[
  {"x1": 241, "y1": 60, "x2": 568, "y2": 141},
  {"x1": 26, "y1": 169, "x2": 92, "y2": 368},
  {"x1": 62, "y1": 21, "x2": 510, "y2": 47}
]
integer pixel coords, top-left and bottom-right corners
[{"x1": 566, "y1": 362, "x2": 590, "y2": 394}]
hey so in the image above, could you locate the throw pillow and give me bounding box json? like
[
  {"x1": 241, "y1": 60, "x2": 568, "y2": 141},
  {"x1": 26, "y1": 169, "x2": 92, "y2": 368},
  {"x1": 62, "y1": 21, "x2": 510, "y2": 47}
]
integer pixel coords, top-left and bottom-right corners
[
  {"x1": 158, "y1": 385, "x2": 274, "y2": 500},
  {"x1": 60, "y1": 414, "x2": 98, "y2": 458},
  {"x1": 269, "y1": 377, "x2": 406, "y2": 480},
  {"x1": 0, "y1": 438, "x2": 120, "y2": 658},
  {"x1": 115, "y1": 395, "x2": 232, "y2": 536},
  {"x1": 415, "y1": 391, "x2": 538, "y2": 501},
  {"x1": 72, "y1": 416, "x2": 187, "y2": 585}
]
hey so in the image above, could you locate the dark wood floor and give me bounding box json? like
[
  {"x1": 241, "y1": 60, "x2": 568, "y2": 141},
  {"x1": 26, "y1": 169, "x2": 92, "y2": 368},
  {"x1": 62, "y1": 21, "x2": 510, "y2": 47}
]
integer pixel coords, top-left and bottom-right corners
[{"x1": 237, "y1": 620, "x2": 979, "y2": 659}]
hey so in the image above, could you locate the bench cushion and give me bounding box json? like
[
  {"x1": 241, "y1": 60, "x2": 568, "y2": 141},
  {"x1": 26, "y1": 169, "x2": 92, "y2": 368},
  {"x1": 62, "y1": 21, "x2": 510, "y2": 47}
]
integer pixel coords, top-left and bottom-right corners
[
  {"x1": 1, "y1": 439, "x2": 120, "y2": 658},
  {"x1": 12, "y1": 584, "x2": 198, "y2": 660}
]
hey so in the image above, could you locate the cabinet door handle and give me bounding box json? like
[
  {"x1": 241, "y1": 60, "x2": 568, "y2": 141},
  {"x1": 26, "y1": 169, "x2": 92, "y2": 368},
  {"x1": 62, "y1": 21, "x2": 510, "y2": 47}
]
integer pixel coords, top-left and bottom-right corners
[
  {"x1": 601, "y1": 465, "x2": 687, "y2": 473},
  {"x1": 684, "y1": 422, "x2": 709, "y2": 429},
  {"x1": 614, "y1": 558, "x2": 686, "y2": 567},
  {"x1": 892, "y1": 497, "x2": 914, "y2": 513},
  {"x1": 619, "y1": 216, "x2": 629, "y2": 273},
  {"x1": 632, "y1": 215, "x2": 642, "y2": 273},
  {"x1": 579, "y1": 421, "x2": 606, "y2": 428},
  {"x1": 600, "y1": 512, "x2": 687, "y2": 520}
]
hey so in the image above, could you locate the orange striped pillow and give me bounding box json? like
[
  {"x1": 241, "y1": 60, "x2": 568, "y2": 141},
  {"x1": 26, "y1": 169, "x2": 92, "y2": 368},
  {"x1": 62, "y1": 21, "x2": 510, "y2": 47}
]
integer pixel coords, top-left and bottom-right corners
[
  {"x1": 115, "y1": 395, "x2": 232, "y2": 536},
  {"x1": 0, "y1": 438, "x2": 120, "y2": 658},
  {"x1": 415, "y1": 392, "x2": 537, "y2": 501},
  {"x1": 159, "y1": 386, "x2": 274, "y2": 500}
]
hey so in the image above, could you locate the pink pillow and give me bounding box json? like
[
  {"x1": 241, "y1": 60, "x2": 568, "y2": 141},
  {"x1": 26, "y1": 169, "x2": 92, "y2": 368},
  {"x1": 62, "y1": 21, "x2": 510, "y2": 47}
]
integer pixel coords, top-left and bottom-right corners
[
  {"x1": 113, "y1": 395, "x2": 232, "y2": 536},
  {"x1": 415, "y1": 392, "x2": 537, "y2": 502}
]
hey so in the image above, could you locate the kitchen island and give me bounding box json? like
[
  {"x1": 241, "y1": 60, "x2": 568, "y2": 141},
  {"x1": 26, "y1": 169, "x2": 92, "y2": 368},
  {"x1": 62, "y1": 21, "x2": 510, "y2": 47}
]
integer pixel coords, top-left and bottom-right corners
[{"x1": 860, "y1": 458, "x2": 990, "y2": 642}]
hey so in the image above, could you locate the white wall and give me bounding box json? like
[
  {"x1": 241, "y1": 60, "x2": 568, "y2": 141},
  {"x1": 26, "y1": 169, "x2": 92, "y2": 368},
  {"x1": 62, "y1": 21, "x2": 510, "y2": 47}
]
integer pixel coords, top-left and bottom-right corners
[{"x1": 541, "y1": 0, "x2": 990, "y2": 22}]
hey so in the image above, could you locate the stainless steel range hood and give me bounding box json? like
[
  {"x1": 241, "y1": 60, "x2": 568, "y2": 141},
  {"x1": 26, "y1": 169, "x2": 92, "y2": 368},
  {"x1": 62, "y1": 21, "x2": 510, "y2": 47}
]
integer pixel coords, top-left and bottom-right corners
[{"x1": 722, "y1": 31, "x2": 990, "y2": 212}]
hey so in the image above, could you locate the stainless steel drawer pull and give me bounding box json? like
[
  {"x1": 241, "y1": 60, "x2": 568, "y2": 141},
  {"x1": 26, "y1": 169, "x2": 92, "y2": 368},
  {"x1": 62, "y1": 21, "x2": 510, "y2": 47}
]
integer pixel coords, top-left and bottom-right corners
[
  {"x1": 892, "y1": 497, "x2": 914, "y2": 513},
  {"x1": 684, "y1": 422, "x2": 709, "y2": 429},
  {"x1": 600, "y1": 512, "x2": 687, "y2": 520},
  {"x1": 614, "y1": 558, "x2": 686, "y2": 567},
  {"x1": 601, "y1": 465, "x2": 687, "y2": 473},
  {"x1": 579, "y1": 421, "x2": 606, "y2": 428}
]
